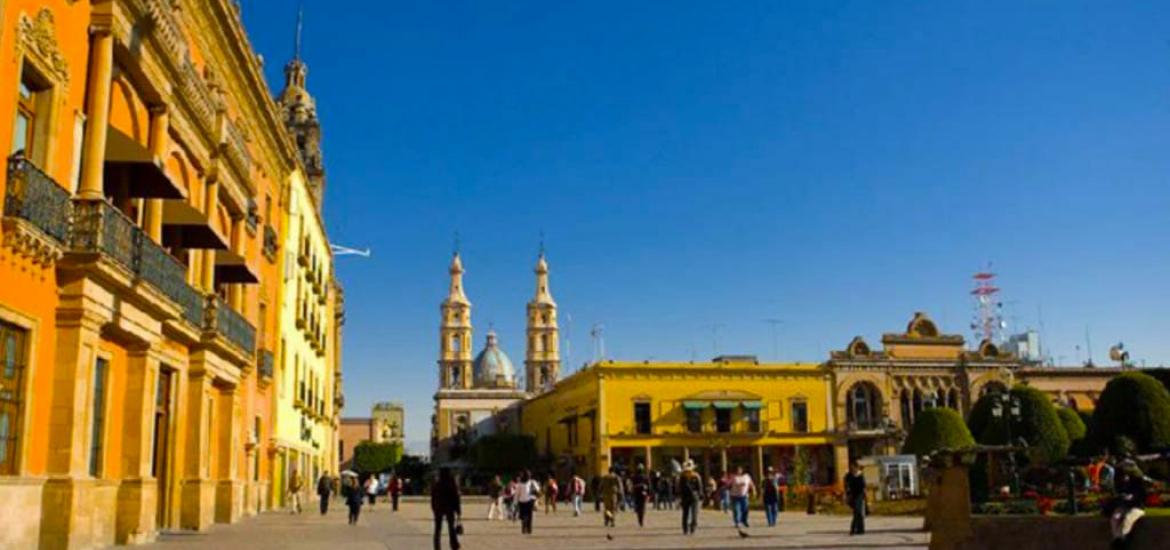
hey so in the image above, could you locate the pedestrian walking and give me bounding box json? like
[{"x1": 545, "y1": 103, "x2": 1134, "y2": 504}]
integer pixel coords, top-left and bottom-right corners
[
  {"x1": 591, "y1": 475, "x2": 602, "y2": 512},
  {"x1": 729, "y1": 466, "x2": 755, "y2": 529},
  {"x1": 431, "y1": 467, "x2": 462, "y2": 550},
  {"x1": 487, "y1": 475, "x2": 505, "y2": 520},
  {"x1": 631, "y1": 464, "x2": 650, "y2": 527},
  {"x1": 718, "y1": 472, "x2": 731, "y2": 513},
  {"x1": 544, "y1": 474, "x2": 559, "y2": 514},
  {"x1": 364, "y1": 475, "x2": 378, "y2": 508},
  {"x1": 389, "y1": 474, "x2": 403, "y2": 511},
  {"x1": 845, "y1": 461, "x2": 867, "y2": 536},
  {"x1": 505, "y1": 477, "x2": 519, "y2": 520},
  {"x1": 288, "y1": 469, "x2": 304, "y2": 514},
  {"x1": 600, "y1": 467, "x2": 623, "y2": 528},
  {"x1": 763, "y1": 466, "x2": 781, "y2": 527},
  {"x1": 570, "y1": 473, "x2": 586, "y2": 516},
  {"x1": 704, "y1": 475, "x2": 718, "y2": 509},
  {"x1": 344, "y1": 477, "x2": 364, "y2": 525},
  {"x1": 677, "y1": 460, "x2": 705, "y2": 535},
  {"x1": 317, "y1": 472, "x2": 334, "y2": 516},
  {"x1": 1109, "y1": 463, "x2": 1148, "y2": 546},
  {"x1": 515, "y1": 470, "x2": 541, "y2": 534}
]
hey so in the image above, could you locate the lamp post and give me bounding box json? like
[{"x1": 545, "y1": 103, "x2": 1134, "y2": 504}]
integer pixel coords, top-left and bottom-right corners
[{"x1": 991, "y1": 393, "x2": 1023, "y2": 495}]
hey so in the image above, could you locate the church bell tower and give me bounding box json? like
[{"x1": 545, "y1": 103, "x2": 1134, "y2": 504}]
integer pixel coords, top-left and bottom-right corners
[
  {"x1": 525, "y1": 251, "x2": 560, "y2": 393},
  {"x1": 439, "y1": 253, "x2": 472, "y2": 389}
]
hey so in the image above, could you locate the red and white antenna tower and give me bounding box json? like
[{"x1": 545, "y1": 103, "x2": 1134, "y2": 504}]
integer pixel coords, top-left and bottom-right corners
[{"x1": 970, "y1": 268, "x2": 1005, "y2": 344}]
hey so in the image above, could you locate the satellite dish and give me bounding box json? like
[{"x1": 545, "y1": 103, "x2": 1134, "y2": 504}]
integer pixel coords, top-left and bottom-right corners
[{"x1": 1109, "y1": 343, "x2": 1129, "y2": 363}]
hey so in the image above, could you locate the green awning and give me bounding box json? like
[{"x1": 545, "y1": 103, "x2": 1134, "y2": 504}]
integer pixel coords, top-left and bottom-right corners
[
  {"x1": 682, "y1": 401, "x2": 708, "y2": 410},
  {"x1": 741, "y1": 401, "x2": 763, "y2": 410},
  {"x1": 712, "y1": 401, "x2": 739, "y2": 409}
]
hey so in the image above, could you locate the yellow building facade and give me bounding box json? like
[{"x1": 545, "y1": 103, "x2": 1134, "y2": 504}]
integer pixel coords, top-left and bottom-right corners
[
  {"x1": 521, "y1": 359, "x2": 841, "y2": 485},
  {"x1": 271, "y1": 166, "x2": 337, "y2": 507},
  {"x1": 0, "y1": 1, "x2": 342, "y2": 547},
  {"x1": 521, "y1": 313, "x2": 1120, "y2": 488}
]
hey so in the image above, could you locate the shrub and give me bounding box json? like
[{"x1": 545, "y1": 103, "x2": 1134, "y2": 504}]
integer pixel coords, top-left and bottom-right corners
[
  {"x1": 352, "y1": 441, "x2": 404, "y2": 474},
  {"x1": 968, "y1": 386, "x2": 1070, "y2": 466},
  {"x1": 466, "y1": 433, "x2": 538, "y2": 474},
  {"x1": 1089, "y1": 371, "x2": 1170, "y2": 454},
  {"x1": 1057, "y1": 407, "x2": 1087, "y2": 442},
  {"x1": 903, "y1": 408, "x2": 975, "y2": 457}
]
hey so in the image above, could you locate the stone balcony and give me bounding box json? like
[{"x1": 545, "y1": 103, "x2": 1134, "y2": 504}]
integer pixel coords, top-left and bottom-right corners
[{"x1": 3, "y1": 156, "x2": 72, "y2": 265}]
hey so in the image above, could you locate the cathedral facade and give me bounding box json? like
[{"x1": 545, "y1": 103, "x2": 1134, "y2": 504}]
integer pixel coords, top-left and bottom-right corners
[{"x1": 430, "y1": 251, "x2": 561, "y2": 464}]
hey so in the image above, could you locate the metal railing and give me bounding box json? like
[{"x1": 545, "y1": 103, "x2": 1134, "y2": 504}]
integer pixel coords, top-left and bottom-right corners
[
  {"x1": 257, "y1": 348, "x2": 275, "y2": 379},
  {"x1": 71, "y1": 198, "x2": 205, "y2": 327},
  {"x1": 4, "y1": 156, "x2": 72, "y2": 243},
  {"x1": 209, "y1": 295, "x2": 256, "y2": 354}
]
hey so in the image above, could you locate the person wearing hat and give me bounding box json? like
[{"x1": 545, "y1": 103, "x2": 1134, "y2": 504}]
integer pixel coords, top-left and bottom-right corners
[
  {"x1": 600, "y1": 466, "x2": 623, "y2": 528},
  {"x1": 677, "y1": 459, "x2": 705, "y2": 535}
]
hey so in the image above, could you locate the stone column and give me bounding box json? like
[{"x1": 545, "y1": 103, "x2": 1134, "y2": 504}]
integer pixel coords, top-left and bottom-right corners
[
  {"x1": 143, "y1": 106, "x2": 169, "y2": 242},
  {"x1": 754, "y1": 445, "x2": 765, "y2": 486},
  {"x1": 215, "y1": 387, "x2": 243, "y2": 524},
  {"x1": 643, "y1": 446, "x2": 652, "y2": 471},
  {"x1": 115, "y1": 346, "x2": 162, "y2": 544},
  {"x1": 229, "y1": 217, "x2": 244, "y2": 311},
  {"x1": 833, "y1": 444, "x2": 850, "y2": 489},
  {"x1": 720, "y1": 448, "x2": 728, "y2": 475},
  {"x1": 77, "y1": 22, "x2": 115, "y2": 200},
  {"x1": 181, "y1": 372, "x2": 214, "y2": 531},
  {"x1": 200, "y1": 178, "x2": 220, "y2": 291}
]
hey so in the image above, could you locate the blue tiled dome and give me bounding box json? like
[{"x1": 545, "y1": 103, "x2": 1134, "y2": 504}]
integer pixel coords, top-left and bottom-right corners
[{"x1": 473, "y1": 330, "x2": 515, "y2": 388}]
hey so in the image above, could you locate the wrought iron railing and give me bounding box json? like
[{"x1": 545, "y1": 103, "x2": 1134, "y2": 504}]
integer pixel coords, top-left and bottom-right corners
[
  {"x1": 208, "y1": 295, "x2": 256, "y2": 354},
  {"x1": 257, "y1": 348, "x2": 275, "y2": 379},
  {"x1": 71, "y1": 198, "x2": 205, "y2": 326},
  {"x1": 4, "y1": 156, "x2": 72, "y2": 243}
]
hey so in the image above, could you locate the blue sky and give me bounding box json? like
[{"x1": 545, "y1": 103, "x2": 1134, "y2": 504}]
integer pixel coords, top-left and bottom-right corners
[{"x1": 240, "y1": 1, "x2": 1170, "y2": 453}]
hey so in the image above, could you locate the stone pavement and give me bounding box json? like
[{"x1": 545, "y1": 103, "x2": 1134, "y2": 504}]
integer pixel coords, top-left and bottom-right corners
[{"x1": 148, "y1": 497, "x2": 929, "y2": 549}]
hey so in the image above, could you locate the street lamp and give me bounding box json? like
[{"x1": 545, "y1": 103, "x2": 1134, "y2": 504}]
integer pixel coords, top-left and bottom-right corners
[{"x1": 991, "y1": 393, "x2": 1023, "y2": 495}]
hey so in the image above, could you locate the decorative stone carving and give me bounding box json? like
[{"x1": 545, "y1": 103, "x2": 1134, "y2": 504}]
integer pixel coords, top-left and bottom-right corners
[
  {"x1": 15, "y1": 9, "x2": 70, "y2": 90},
  {"x1": 2, "y1": 218, "x2": 64, "y2": 267}
]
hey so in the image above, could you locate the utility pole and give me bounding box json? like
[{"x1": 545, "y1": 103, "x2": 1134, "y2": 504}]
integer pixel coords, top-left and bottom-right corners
[{"x1": 763, "y1": 319, "x2": 784, "y2": 360}]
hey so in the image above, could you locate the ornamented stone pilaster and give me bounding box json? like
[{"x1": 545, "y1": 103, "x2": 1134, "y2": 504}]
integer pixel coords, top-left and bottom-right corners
[
  {"x1": 1, "y1": 218, "x2": 64, "y2": 267},
  {"x1": 14, "y1": 9, "x2": 70, "y2": 91}
]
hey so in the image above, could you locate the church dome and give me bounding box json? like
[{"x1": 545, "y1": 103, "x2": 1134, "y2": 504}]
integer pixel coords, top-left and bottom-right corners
[{"x1": 473, "y1": 330, "x2": 516, "y2": 388}]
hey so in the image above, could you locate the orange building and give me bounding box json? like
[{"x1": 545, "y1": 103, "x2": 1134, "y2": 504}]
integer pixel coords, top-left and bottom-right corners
[{"x1": 0, "y1": 1, "x2": 341, "y2": 548}]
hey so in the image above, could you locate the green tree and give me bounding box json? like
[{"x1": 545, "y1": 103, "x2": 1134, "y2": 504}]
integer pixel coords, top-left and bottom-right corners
[
  {"x1": 352, "y1": 441, "x2": 404, "y2": 474},
  {"x1": 1090, "y1": 371, "x2": 1170, "y2": 454},
  {"x1": 903, "y1": 408, "x2": 975, "y2": 457},
  {"x1": 967, "y1": 386, "x2": 1070, "y2": 466},
  {"x1": 466, "y1": 434, "x2": 538, "y2": 474},
  {"x1": 1057, "y1": 407, "x2": 1087, "y2": 442}
]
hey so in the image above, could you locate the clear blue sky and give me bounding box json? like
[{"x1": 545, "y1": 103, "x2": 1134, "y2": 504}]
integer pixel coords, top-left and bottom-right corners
[{"x1": 240, "y1": 1, "x2": 1170, "y2": 454}]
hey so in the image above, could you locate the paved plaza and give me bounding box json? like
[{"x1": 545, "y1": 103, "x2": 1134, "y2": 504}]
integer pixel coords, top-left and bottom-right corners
[{"x1": 147, "y1": 497, "x2": 928, "y2": 549}]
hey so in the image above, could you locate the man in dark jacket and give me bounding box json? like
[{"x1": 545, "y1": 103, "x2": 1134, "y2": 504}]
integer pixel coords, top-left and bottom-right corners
[
  {"x1": 431, "y1": 467, "x2": 462, "y2": 550},
  {"x1": 317, "y1": 473, "x2": 333, "y2": 516},
  {"x1": 845, "y1": 461, "x2": 866, "y2": 535}
]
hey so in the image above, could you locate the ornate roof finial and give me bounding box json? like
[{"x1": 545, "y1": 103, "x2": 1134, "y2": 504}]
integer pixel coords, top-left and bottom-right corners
[{"x1": 453, "y1": 230, "x2": 461, "y2": 257}]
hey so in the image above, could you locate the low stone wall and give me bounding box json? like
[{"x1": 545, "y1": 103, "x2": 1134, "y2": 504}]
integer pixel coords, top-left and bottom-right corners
[{"x1": 951, "y1": 515, "x2": 1170, "y2": 550}]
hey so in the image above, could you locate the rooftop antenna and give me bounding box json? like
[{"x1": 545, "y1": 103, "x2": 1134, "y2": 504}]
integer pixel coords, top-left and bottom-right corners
[
  {"x1": 1084, "y1": 325, "x2": 1095, "y2": 367},
  {"x1": 704, "y1": 323, "x2": 725, "y2": 356},
  {"x1": 453, "y1": 231, "x2": 461, "y2": 256},
  {"x1": 590, "y1": 324, "x2": 606, "y2": 363},
  {"x1": 763, "y1": 319, "x2": 784, "y2": 360},
  {"x1": 970, "y1": 266, "x2": 1005, "y2": 344}
]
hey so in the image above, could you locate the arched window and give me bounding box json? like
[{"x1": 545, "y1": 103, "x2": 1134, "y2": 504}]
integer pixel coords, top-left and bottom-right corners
[
  {"x1": 451, "y1": 334, "x2": 461, "y2": 353},
  {"x1": 541, "y1": 334, "x2": 549, "y2": 352},
  {"x1": 900, "y1": 392, "x2": 912, "y2": 429},
  {"x1": 947, "y1": 388, "x2": 960, "y2": 410},
  {"x1": 846, "y1": 382, "x2": 881, "y2": 430}
]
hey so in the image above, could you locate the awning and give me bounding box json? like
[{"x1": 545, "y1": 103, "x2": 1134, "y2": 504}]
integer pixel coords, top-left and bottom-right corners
[
  {"x1": 103, "y1": 127, "x2": 185, "y2": 199},
  {"x1": 682, "y1": 401, "x2": 709, "y2": 410},
  {"x1": 712, "y1": 401, "x2": 739, "y2": 410},
  {"x1": 741, "y1": 401, "x2": 764, "y2": 410},
  {"x1": 162, "y1": 200, "x2": 229, "y2": 250},
  {"x1": 214, "y1": 248, "x2": 260, "y2": 284}
]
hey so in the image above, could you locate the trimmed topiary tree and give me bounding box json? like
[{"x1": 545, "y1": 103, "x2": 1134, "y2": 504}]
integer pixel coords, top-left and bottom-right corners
[
  {"x1": 903, "y1": 407, "x2": 976, "y2": 457},
  {"x1": 1090, "y1": 371, "x2": 1170, "y2": 454},
  {"x1": 467, "y1": 433, "x2": 538, "y2": 474},
  {"x1": 967, "y1": 386, "x2": 1070, "y2": 466},
  {"x1": 352, "y1": 441, "x2": 404, "y2": 474},
  {"x1": 1057, "y1": 407, "x2": 1087, "y2": 443}
]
